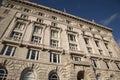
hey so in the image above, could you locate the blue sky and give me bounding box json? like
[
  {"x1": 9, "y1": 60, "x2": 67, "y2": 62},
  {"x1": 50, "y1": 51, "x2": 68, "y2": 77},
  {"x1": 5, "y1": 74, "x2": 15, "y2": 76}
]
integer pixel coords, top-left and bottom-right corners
[{"x1": 0, "y1": 0, "x2": 120, "y2": 45}]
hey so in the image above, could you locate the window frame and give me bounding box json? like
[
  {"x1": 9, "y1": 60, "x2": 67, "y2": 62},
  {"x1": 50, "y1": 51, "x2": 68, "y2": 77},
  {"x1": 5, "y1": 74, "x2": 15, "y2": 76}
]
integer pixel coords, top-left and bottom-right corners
[
  {"x1": 26, "y1": 49, "x2": 39, "y2": 60},
  {"x1": 1, "y1": 45, "x2": 16, "y2": 56}
]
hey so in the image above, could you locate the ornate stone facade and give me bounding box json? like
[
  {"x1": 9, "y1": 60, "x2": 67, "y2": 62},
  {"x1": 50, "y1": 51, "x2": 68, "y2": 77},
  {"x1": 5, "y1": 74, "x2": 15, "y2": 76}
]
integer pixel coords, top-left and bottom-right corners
[{"x1": 0, "y1": 0, "x2": 120, "y2": 80}]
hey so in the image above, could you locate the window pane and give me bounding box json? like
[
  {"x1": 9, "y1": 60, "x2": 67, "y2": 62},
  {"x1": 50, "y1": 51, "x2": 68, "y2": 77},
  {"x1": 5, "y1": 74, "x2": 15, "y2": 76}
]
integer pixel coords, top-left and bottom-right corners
[
  {"x1": 5, "y1": 46, "x2": 13, "y2": 56},
  {"x1": 31, "y1": 50, "x2": 36, "y2": 59},
  {"x1": 68, "y1": 34, "x2": 76, "y2": 42},
  {"x1": 51, "y1": 30, "x2": 58, "y2": 38}
]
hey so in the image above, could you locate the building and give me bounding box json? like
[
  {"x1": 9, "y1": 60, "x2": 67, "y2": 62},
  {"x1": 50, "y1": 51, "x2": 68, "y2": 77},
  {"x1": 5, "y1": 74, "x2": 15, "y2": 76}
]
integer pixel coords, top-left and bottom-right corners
[{"x1": 0, "y1": 0, "x2": 120, "y2": 80}]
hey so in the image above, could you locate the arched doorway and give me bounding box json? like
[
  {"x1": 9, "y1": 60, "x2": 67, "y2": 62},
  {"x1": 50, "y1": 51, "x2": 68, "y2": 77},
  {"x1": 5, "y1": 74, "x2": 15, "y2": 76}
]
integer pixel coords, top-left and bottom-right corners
[
  {"x1": 0, "y1": 67, "x2": 8, "y2": 80},
  {"x1": 77, "y1": 71, "x2": 84, "y2": 80},
  {"x1": 20, "y1": 68, "x2": 36, "y2": 80},
  {"x1": 49, "y1": 70, "x2": 59, "y2": 80}
]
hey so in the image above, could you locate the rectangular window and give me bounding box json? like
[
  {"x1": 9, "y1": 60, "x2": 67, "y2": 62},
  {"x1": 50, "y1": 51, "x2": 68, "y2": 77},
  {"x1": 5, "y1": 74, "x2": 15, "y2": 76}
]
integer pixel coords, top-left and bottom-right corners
[
  {"x1": 33, "y1": 26, "x2": 42, "y2": 34},
  {"x1": 10, "y1": 32, "x2": 22, "y2": 40},
  {"x1": 109, "y1": 52, "x2": 113, "y2": 57},
  {"x1": 51, "y1": 16, "x2": 57, "y2": 20},
  {"x1": 26, "y1": 50, "x2": 39, "y2": 60},
  {"x1": 37, "y1": 12, "x2": 44, "y2": 16},
  {"x1": 66, "y1": 20, "x2": 71, "y2": 24},
  {"x1": 99, "y1": 50, "x2": 103, "y2": 55},
  {"x1": 14, "y1": 22, "x2": 25, "y2": 30},
  {"x1": 50, "y1": 53, "x2": 60, "y2": 63},
  {"x1": 0, "y1": 17, "x2": 3, "y2": 22},
  {"x1": 31, "y1": 36, "x2": 41, "y2": 43},
  {"x1": 0, "y1": 45, "x2": 16, "y2": 56},
  {"x1": 51, "y1": 30, "x2": 58, "y2": 38},
  {"x1": 115, "y1": 63, "x2": 120, "y2": 70},
  {"x1": 36, "y1": 18, "x2": 43, "y2": 23},
  {"x1": 50, "y1": 40, "x2": 58, "y2": 47},
  {"x1": 20, "y1": 14, "x2": 28, "y2": 19},
  {"x1": 68, "y1": 34, "x2": 76, "y2": 42},
  {"x1": 104, "y1": 61, "x2": 109, "y2": 69},
  {"x1": 24, "y1": 8, "x2": 30, "y2": 12},
  {"x1": 104, "y1": 43, "x2": 108, "y2": 49},
  {"x1": 72, "y1": 56, "x2": 81, "y2": 61},
  {"x1": 3, "y1": 9, "x2": 10, "y2": 14},
  {"x1": 87, "y1": 47, "x2": 92, "y2": 53},
  {"x1": 67, "y1": 26, "x2": 73, "y2": 31},
  {"x1": 69, "y1": 43, "x2": 77, "y2": 50},
  {"x1": 84, "y1": 38, "x2": 89, "y2": 45},
  {"x1": 92, "y1": 60, "x2": 98, "y2": 68},
  {"x1": 95, "y1": 41, "x2": 99, "y2": 47},
  {"x1": 51, "y1": 22, "x2": 57, "y2": 26}
]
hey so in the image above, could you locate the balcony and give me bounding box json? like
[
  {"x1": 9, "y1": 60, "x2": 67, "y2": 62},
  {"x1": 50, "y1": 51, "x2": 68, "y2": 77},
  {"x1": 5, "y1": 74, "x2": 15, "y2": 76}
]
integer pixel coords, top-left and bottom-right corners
[
  {"x1": 71, "y1": 60, "x2": 91, "y2": 66},
  {"x1": 3, "y1": 37, "x2": 21, "y2": 45},
  {"x1": 27, "y1": 41, "x2": 44, "y2": 49},
  {"x1": 69, "y1": 50, "x2": 85, "y2": 56}
]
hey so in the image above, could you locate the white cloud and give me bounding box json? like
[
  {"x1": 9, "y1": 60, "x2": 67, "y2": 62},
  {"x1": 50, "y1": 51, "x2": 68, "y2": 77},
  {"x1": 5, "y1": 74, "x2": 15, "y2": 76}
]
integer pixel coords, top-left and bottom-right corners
[{"x1": 101, "y1": 13, "x2": 118, "y2": 25}]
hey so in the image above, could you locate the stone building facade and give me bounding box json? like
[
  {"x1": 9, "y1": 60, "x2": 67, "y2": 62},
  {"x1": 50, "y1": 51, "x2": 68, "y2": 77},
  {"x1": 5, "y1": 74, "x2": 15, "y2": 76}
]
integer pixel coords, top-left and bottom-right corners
[{"x1": 0, "y1": 0, "x2": 120, "y2": 80}]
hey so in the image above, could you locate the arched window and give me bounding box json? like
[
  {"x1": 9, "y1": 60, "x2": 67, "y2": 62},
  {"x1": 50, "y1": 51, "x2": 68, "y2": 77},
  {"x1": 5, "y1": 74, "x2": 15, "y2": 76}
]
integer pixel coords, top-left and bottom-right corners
[
  {"x1": 20, "y1": 68, "x2": 36, "y2": 80},
  {"x1": 77, "y1": 71, "x2": 84, "y2": 80},
  {"x1": 110, "y1": 75, "x2": 114, "y2": 80},
  {"x1": 0, "y1": 68, "x2": 7, "y2": 80},
  {"x1": 96, "y1": 74, "x2": 100, "y2": 80},
  {"x1": 23, "y1": 71, "x2": 35, "y2": 80},
  {"x1": 49, "y1": 70, "x2": 59, "y2": 80}
]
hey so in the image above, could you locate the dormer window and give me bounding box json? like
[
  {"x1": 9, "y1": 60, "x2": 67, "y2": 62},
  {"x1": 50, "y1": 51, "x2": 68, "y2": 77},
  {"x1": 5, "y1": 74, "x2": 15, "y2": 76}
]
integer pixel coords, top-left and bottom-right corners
[
  {"x1": 20, "y1": 14, "x2": 28, "y2": 19},
  {"x1": 51, "y1": 16, "x2": 57, "y2": 20},
  {"x1": 67, "y1": 26, "x2": 73, "y2": 31},
  {"x1": 36, "y1": 18, "x2": 43, "y2": 23},
  {"x1": 51, "y1": 22, "x2": 57, "y2": 26},
  {"x1": 38, "y1": 12, "x2": 44, "y2": 16},
  {"x1": 66, "y1": 20, "x2": 71, "y2": 24},
  {"x1": 24, "y1": 8, "x2": 30, "y2": 12}
]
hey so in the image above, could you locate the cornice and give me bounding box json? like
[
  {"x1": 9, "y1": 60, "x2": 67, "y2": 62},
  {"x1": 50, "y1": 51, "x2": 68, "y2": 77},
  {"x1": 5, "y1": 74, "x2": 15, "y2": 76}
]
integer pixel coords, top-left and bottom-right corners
[{"x1": 3, "y1": 0, "x2": 112, "y2": 32}]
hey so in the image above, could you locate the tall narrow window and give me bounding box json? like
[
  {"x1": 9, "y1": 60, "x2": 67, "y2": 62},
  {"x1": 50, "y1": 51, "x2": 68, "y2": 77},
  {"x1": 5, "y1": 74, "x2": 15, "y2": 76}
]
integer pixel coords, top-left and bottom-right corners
[
  {"x1": 104, "y1": 43, "x2": 108, "y2": 49},
  {"x1": 68, "y1": 34, "x2": 76, "y2": 42},
  {"x1": 51, "y1": 30, "x2": 58, "y2": 38},
  {"x1": 0, "y1": 45, "x2": 16, "y2": 56},
  {"x1": 33, "y1": 26, "x2": 42, "y2": 34},
  {"x1": 92, "y1": 60, "x2": 98, "y2": 68},
  {"x1": 0, "y1": 68, "x2": 8, "y2": 80},
  {"x1": 26, "y1": 50, "x2": 39, "y2": 60},
  {"x1": 50, "y1": 40, "x2": 58, "y2": 47},
  {"x1": 14, "y1": 22, "x2": 25, "y2": 30},
  {"x1": 87, "y1": 47, "x2": 92, "y2": 53},
  {"x1": 84, "y1": 38, "x2": 89, "y2": 45},
  {"x1": 31, "y1": 36, "x2": 41, "y2": 43},
  {"x1": 95, "y1": 41, "x2": 99, "y2": 47},
  {"x1": 69, "y1": 43, "x2": 77, "y2": 50},
  {"x1": 104, "y1": 61, "x2": 109, "y2": 69},
  {"x1": 50, "y1": 53, "x2": 60, "y2": 63},
  {"x1": 10, "y1": 32, "x2": 22, "y2": 40},
  {"x1": 115, "y1": 63, "x2": 120, "y2": 70}
]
